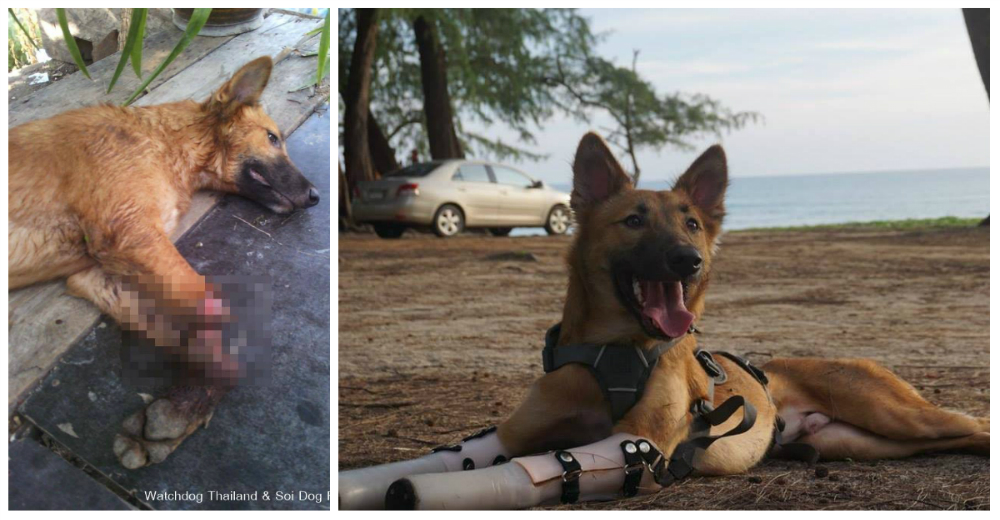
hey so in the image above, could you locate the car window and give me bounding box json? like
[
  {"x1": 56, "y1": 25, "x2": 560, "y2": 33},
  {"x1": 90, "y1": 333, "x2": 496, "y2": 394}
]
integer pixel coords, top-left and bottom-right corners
[
  {"x1": 384, "y1": 161, "x2": 445, "y2": 178},
  {"x1": 492, "y1": 166, "x2": 533, "y2": 187},
  {"x1": 453, "y1": 164, "x2": 492, "y2": 183}
]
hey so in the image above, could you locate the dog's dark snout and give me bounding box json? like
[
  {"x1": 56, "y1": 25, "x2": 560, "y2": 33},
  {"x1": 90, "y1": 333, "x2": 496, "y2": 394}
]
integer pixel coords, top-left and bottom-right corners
[
  {"x1": 306, "y1": 187, "x2": 320, "y2": 207},
  {"x1": 668, "y1": 246, "x2": 702, "y2": 278}
]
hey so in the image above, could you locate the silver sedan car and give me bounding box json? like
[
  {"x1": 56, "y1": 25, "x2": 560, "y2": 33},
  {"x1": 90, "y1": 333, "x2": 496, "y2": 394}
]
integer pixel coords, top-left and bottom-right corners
[{"x1": 352, "y1": 160, "x2": 573, "y2": 239}]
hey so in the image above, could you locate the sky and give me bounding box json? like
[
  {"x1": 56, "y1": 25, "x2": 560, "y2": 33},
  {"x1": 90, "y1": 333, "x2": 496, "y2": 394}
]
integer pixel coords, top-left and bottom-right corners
[{"x1": 468, "y1": 8, "x2": 989, "y2": 183}]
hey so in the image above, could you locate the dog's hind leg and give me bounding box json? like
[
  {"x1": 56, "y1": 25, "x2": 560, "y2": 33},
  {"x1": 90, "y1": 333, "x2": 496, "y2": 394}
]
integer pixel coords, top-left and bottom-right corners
[
  {"x1": 796, "y1": 421, "x2": 988, "y2": 460},
  {"x1": 113, "y1": 386, "x2": 228, "y2": 469},
  {"x1": 765, "y1": 357, "x2": 988, "y2": 459}
]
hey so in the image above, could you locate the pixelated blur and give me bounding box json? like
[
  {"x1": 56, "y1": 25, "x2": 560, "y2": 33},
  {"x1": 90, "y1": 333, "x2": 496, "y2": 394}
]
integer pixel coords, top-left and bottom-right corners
[{"x1": 119, "y1": 275, "x2": 272, "y2": 387}]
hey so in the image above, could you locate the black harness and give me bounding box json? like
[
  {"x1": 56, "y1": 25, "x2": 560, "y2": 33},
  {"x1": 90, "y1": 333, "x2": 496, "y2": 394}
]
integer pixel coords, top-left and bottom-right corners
[
  {"x1": 542, "y1": 323, "x2": 777, "y2": 501},
  {"x1": 542, "y1": 323, "x2": 690, "y2": 422},
  {"x1": 425, "y1": 323, "x2": 815, "y2": 505}
]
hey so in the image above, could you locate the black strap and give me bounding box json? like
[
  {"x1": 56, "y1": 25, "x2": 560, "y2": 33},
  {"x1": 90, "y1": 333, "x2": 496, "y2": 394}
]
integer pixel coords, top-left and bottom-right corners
[
  {"x1": 620, "y1": 440, "x2": 645, "y2": 498},
  {"x1": 554, "y1": 451, "x2": 582, "y2": 504},
  {"x1": 659, "y1": 396, "x2": 758, "y2": 485},
  {"x1": 714, "y1": 351, "x2": 768, "y2": 386}
]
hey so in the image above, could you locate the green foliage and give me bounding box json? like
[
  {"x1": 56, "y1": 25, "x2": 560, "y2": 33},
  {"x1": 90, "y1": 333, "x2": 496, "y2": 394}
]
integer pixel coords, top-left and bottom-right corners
[
  {"x1": 548, "y1": 48, "x2": 760, "y2": 184},
  {"x1": 130, "y1": 8, "x2": 146, "y2": 78},
  {"x1": 8, "y1": 8, "x2": 40, "y2": 71},
  {"x1": 124, "y1": 8, "x2": 211, "y2": 105},
  {"x1": 57, "y1": 8, "x2": 91, "y2": 79},
  {"x1": 317, "y1": 9, "x2": 331, "y2": 85},
  {"x1": 108, "y1": 8, "x2": 147, "y2": 93},
  {"x1": 341, "y1": 8, "x2": 595, "y2": 163},
  {"x1": 8, "y1": 8, "x2": 38, "y2": 49},
  {"x1": 339, "y1": 8, "x2": 760, "y2": 170},
  {"x1": 737, "y1": 217, "x2": 981, "y2": 233}
]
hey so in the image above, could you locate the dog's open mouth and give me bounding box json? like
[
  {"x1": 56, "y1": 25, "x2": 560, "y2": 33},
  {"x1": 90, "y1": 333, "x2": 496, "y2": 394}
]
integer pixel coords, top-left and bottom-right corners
[{"x1": 614, "y1": 270, "x2": 695, "y2": 340}]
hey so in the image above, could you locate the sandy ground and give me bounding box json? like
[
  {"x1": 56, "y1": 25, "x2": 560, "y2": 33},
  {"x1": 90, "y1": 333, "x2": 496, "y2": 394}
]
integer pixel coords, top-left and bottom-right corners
[{"x1": 338, "y1": 226, "x2": 989, "y2": 510}]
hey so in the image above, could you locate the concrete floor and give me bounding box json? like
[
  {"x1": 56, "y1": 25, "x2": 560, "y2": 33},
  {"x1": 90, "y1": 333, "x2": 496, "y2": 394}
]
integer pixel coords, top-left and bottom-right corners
[{"x1": 13, "y1": 107, "x2": 331, "y2": 510}]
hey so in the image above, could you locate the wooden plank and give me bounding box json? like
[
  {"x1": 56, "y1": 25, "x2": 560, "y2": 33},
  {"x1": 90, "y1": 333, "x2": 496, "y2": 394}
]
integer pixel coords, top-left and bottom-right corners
[
  {"x1": 7, "y1": 27, "x2": 234, "y2": 128},
  {"x1": 8, "y1": 13, "x2": 326, "y2": 412}
]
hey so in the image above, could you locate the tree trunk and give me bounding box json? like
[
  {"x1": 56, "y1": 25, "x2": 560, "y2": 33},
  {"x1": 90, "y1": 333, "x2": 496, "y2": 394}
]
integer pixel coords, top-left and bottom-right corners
[
  {"x1": 962, "y1": 9, "x2": 988, "y2": 225},
  {"x1": 962, "y1": 9, "x2": 989, "y2": 98},
  {"x1": 339, "y1": 163, "x2": 353, "y2": 230},
  {"x1": 343, "y1": 8, "x2": 380, "y2": 196},
  {"x1": 368, "y1": 108, "x2": 400, "y2": 175},
  {"x1": 413, "y1": 15, "x2": 464, "y2": 159}
]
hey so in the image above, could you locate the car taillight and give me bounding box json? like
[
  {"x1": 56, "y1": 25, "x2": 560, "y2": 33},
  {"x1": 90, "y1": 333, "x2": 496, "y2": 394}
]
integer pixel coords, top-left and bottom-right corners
[{"x1": 397, "y1": 183, "x2": 419, "y2": 197}]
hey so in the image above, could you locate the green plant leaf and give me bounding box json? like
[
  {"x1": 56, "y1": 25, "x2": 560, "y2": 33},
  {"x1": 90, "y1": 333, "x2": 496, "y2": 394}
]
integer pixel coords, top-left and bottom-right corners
[
  {"x1": 316, "y1": 9, "x2": 331, "y2": 85},
  {"x1": 290, "y1": 57, "x2": 330, "y2": 93},
  {"x1": 124, "y1": 8, "x2": 211, "y2": 106},
  {"x1": 56, "y1": 8, "x2": 91, "y2": 79},
  {"x1": 303, "y1": 25, "x2": 324, "y2": 37},
  {"x1": 8, "y1": 8, "x2": 39, "y2": 49},
  {"x1": 107, "y1": 8, "x2": 147, "y2": 93},
  {"x1": 131, "y1": 8, "x2": 147, "y2": 78}
]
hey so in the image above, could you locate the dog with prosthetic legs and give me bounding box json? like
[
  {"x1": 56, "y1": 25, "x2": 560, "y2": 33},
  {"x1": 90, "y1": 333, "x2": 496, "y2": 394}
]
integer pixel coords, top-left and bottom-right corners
[{"x1": 339, "y1": 133, "x2": 989, "y2": 509}]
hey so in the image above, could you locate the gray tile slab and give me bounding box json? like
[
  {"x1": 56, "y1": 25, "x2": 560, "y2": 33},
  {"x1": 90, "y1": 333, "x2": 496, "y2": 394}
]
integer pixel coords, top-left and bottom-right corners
[
  {"x1": 8, "y1": 439, "x2": 133, "y2": 510},
  {"x1": 19, "y1": 107, "x2": 331, "y2": 510}
]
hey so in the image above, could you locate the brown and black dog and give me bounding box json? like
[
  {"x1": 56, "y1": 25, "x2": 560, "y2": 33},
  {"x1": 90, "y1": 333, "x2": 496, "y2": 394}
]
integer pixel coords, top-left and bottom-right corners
[
  {"x1": 8, "y1": 56, "x2": 318, "y2": 468},
  {"x1": 498, "y1": 132, "x2": 989, "y2": 474}
]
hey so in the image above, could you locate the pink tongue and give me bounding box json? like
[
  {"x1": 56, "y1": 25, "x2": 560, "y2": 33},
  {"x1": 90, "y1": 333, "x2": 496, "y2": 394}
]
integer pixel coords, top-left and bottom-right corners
[{"x1": 641, "y1": 281, "x2": 695, "y2": 338}]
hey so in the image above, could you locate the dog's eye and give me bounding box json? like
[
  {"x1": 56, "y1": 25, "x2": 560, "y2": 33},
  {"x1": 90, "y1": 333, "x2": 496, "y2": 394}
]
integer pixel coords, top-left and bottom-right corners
[
  {"x1": 686, "y1": 217, "x2": 700, "y2": 232},
  {"x1": 267, "y1": 131, "x2": 280, "y2": 147},
  {"x1": 624, "y1": 215, "x2": 643, "y2": 229}
]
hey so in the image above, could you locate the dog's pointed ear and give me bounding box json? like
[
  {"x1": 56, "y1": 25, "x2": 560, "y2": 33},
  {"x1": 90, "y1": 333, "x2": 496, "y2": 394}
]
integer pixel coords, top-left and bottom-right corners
[
  {"x1": 207, "y1": 56, "x2": 272, "y2": 117},
  {"x1": 571, "y1": 132, "x2": 632, "y2": 214},
  {"x1": 673, "y1": 145, "x2": 728, "y2": 220}
]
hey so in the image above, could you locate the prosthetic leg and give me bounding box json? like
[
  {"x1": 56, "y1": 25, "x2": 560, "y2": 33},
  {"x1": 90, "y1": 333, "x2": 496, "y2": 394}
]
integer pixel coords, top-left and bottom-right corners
[
  {"x1": 383, "y1": 433, "x2": 665, "y2": 510},
  {"x1": 338, "y1": 426, "x2": 512, "y2": 510}
]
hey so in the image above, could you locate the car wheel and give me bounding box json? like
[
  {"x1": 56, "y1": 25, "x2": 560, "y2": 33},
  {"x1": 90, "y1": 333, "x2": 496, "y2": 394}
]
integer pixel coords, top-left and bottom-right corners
[
  {"x1": 545, "y1": 205, "x2": 572, "y2": 235},
  {"x1": 373, "y1": 223, "x2": 405, "y2": 239},
  {"x1": 433, "y1": 204, "x2": 465, "y2": 237},
  {"x1": 488, "y1": 227, "x2": 513, "y2": 237}
]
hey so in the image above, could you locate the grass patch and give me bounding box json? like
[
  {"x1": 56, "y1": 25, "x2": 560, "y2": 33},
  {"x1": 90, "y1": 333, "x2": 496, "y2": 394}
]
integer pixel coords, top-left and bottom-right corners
[{"x1": 735, "y1": 216, "x2": 982, "y2": 233}]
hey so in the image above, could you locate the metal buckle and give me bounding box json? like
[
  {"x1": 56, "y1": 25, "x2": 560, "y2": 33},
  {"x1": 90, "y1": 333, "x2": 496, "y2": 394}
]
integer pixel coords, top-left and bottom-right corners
[
  {"x1": 562, "y1": 469, "x2": 582, "y2": 482},
  {"x1": 624, "y1": 461, "x2": 645, "y2": 476},
  {"x1": 695, "y1": 350, "x2": 726, "y2": 384},
  {"x1": 693, "y1": 399, "x2": 715, "y2": 416}
]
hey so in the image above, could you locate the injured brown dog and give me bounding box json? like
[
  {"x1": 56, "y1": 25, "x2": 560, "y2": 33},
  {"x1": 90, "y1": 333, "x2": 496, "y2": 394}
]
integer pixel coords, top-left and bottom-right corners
[
  {"x1": 338, "y1": 132, "x2": 988, "y2": 509},
  {"x1": 8, "y1": 56, "x2": 319, "y2": 468}
]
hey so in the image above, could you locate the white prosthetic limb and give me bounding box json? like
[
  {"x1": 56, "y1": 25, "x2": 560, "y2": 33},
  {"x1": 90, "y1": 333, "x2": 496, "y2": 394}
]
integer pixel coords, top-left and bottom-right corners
[
  {"x1": 384, "y1": 433, "x2": 665, "y2": 510},
  {"x1": 339, "y1": 426, "x2": 512, "y2": 510}
]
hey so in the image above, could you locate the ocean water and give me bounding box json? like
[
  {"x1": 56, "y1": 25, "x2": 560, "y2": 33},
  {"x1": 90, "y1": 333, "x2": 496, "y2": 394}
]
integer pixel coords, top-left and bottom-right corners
[{"x1": 514, "y1": 167, "x2": 989, "y2": 235}]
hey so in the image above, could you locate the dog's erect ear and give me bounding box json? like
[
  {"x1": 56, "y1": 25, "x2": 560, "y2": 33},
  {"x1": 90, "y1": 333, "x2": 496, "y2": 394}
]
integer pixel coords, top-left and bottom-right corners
[
  {"x1": 207, "y1": 56, "x2": 272, "y2": 117},
  {"x1": 673, "y1": 145, "x2": 728, "y2": 220},
  {"x1": 571, "y1": 132, "x2": 632, "y2": 214}
]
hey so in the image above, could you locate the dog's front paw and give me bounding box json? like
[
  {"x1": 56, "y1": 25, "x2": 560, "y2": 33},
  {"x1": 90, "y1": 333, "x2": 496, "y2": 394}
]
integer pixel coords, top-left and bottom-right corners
[{"x1": 113, "y1": 387, "x2": 223, "y2": 469}]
